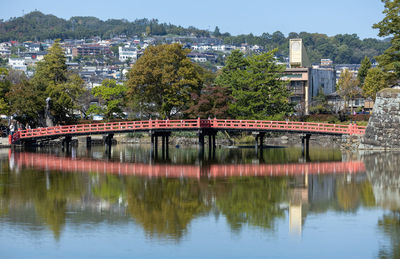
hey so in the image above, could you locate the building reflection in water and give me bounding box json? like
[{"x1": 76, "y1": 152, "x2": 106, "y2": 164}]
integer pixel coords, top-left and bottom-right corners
[{"x1": 289, "y1": 173, "x2": 308, "y2": 235}]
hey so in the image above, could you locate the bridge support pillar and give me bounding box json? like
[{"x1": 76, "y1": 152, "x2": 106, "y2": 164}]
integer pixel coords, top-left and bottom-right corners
[
  {"x1": 301, "y1": 134, "x2": 311, "y2": 160},
  {"x1": 166, "y1": 135, "x2": 169, "y2": 158},
  {"x1": 199, "y1": 129, "x2": 217, "y2": 160},
  {"x1": 212, "y1": 134, "x2": 216, "y2": 159},
  {"x1": 104, "y1": 134, "x2": 114, "y2": 156},
  {"x1": 86, "y1": 136, "x2": 92, "y2": 148},
  {"x1": 62, "y1": 136, "x2": 72, "y2": 152},
  {"x1": 253, "y1": 132, "x2": 265, "y2": 151},
  {"x1": 162, "y1": 135, "x2": 166, "y2": 159},
  {"x1": 150, "y1": 131, "x2": 170, "y2": 160},
  {"x1": 199, "y1": 133, "x2": 204, "y2": 160}
]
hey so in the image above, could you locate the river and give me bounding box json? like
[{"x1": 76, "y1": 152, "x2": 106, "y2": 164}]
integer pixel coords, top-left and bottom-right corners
[{"x1": 0, "y1": 144, "x2": 398, "y2": 258}]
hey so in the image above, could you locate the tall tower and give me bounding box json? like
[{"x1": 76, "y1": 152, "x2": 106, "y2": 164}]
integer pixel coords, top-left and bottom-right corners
[{"x1": 289, "y1": 39, "x2": 310, "y2": 68}]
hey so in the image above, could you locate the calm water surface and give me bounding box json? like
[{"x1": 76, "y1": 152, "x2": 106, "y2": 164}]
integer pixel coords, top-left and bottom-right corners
[{"x1": 0, "y1": 144, "x2": 399, "y2": 258}]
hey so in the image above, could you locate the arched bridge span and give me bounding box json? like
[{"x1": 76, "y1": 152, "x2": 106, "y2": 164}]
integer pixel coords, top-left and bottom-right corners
[{"x1": 10, "y1": 118, "x2": 365, "y2": 145}]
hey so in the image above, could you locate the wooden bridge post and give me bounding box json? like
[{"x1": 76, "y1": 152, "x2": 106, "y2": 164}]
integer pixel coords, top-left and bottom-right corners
[
  {"x1": 154, "y1": 135, "x2": 158, "y2": 158},
  {"x1": 208, "y1": 134, "x2": 212, "y2": 158},
  {"x1": 259, "y1": 132, "x2": 265, "y2": 149},
  {"x1": 62, "y1": 136, "x2": 72, "y2": 152},
  {"x1": 301, "y1": 134, "x2": 311, "y2": 159},
  {"x1": 253, "y1": 132, "x2": 265, "y2": 151},
  {"x1": 150, "y1": 133, "x2": 154, "y2": 157},
  {"x1": 105, "y1": 133, "x2": 114, "y2": 155},
  {"x1": 198, "y1": 131, "x2": 205, "y2": 160},
  {"x1": 162, "y1": 135, "x2": 166, "y2": 159},
  {"x1": 86, "y1": 136, "x2": 91, "y2": 148},
  {"x1": 212, "y1": 134, "x2": 216, "y2": 159},
  {"x1": 254, "y1": 134, "x2": 259, "y2": 153},
  {"x1": 166, "y1": 134, "x2": 169, "y2": 159}
]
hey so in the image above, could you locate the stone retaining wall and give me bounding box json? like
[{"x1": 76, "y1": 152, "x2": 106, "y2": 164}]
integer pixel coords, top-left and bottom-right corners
[{"x1": 361, "y1": 88, "x2": 400, "y2": 150}]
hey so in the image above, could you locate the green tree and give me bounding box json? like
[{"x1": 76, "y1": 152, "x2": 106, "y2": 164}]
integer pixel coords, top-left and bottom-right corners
[
  {"x1": 373, "y1": 0, "x2": 400, "y2": 82},
  {"x1": 216, "y1": 49, "x2": 292, "y2": 119},
  {"x1": 0, "y1": 68, "x2": 11, "y2": 115},
  {"x1": 7, "y1": 80, "x2": 45, "y2": 126},
  {"x1": 337, "y1": 69, "x2": 360, "y2": 114},
  {"x1": 363, "y1": 67, "x2": 388, "y2": 101},
  {"x1": 126, "y1": 43, "x2": 202, "y2": 119},
  {"x1": 32, "y1": 40, "x2": 84, "y2": 124},
  {"x1": 213, "y1": 26, "x2": 221, "y2": 37},
  {"x1": 110, "y1": 45, "x2": 119, "y2": 57},
  {"x1": 91, "y1": 79, "x2": 127, "y2": 119},
  {"x1": 358, "y1": 56, "x2": 372, "y2": 87}
]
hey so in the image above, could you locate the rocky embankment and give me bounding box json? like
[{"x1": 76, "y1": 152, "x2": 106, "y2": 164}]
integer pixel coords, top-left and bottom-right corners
[{"x1": 361, "y1": 88, "x2": 400, "y2": 150}]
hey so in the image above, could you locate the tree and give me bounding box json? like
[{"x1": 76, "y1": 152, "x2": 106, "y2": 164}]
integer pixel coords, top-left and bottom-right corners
[
  {"x1": 0, "y1": 68, "x2": 11, "y2": 115},
  {"x1": 91, "y1": 79, "x2": 127, "y2": 119},
  {"x1": 32, "y1": 39, "x2": 84, "y2": 124},
  {"x1": 216, "y1": 49, "x2": 292, "y2": 119},
  {"x1": 7, "y1": 80, "x2": 45, "y2": 126},
  {"x1": 310, "y1": 87, "x2": 331, "y2": 114},
  {"x1": 185, "y1": 85, "x2": 232, "y2": 118},
  {"x1": 373, "y1": 0, "x2": 400, "y2": 82},
  {"x1": 362, "y1": 67, "x2": 388, "y2": 101},
  {"x1": 337, "y1": 69, "x2": 360, "y2": 114},
  {"x1": 213, "y1": 26, "x2": 221, "y2": 37},
  {"x1": 45, "y1": 74, "x2": 84, "y2": 123},
  {"x1": 126, "y1": 43, "x2": 202, "y2": 119},
  {"x1": 358, "y1": 56, "x2": 372, "y2": 87}
]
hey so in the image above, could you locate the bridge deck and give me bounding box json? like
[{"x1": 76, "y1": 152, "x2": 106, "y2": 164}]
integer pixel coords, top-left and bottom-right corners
[{"x1": 10, "y1": 119, "x2": 366, "y2": 144}]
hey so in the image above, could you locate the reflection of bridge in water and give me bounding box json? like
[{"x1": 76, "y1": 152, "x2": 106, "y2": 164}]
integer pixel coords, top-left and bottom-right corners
[{"x1": 11, "y1": 152, "x2": 366, "y2": 178}]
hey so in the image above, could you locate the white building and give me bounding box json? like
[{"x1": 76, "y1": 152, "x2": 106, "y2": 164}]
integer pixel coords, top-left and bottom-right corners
[
  {"x1": 8, "y1": 58, "x2": 27, "y2": 72},
  {"x1": 119, "y1": 46, "x2": 137, "y2": 62}
]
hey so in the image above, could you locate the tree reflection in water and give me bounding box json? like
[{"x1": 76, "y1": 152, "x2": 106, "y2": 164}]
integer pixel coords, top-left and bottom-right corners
[
  {"x1": 126, "y1": 177, "x2": 211, "y2": 240},
  {"x1": 0, "y1": 146, "x2": 384, "y2": 243}
]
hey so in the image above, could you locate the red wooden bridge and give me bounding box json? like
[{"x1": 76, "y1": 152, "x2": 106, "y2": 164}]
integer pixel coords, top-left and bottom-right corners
[
  {"x1": 11, "y1": 152, "x2": 366, "y2": 178},
  {"x1": 10, "y1": 118, "x2": 366, "y2": 145}
]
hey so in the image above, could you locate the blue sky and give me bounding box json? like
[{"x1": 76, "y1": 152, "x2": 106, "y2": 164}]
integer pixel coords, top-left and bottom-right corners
[{"x1": 0, "y1": 0, "x2": 386, "y2": 39}]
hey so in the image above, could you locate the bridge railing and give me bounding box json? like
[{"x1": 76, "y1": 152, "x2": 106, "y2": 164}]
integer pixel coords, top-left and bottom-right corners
[
  {"x1": 211, "y1": 119, "x2": 366, "y2": 135},
  {"x1": 12, "y1": 118, "x2": 366, "y2": 143},
  {"x1": 16, "y1": 119, "x2": 203, "y2": 140}
]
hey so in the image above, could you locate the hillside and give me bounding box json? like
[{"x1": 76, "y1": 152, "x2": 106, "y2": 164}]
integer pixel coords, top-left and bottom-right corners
[{"x1": 0, "y1": 11, "x2": 391, "y2": 64}]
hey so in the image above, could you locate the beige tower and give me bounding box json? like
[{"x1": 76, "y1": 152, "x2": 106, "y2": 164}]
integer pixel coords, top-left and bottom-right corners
[{"x1": 289, "y1": 39, "x2": 310, "y2": 68}]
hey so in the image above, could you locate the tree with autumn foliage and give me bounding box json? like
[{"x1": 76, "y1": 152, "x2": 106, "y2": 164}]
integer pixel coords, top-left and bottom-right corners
[
  {"x1": 337, "y1": 69, "x2": 361, "y2": 114},
  {"x1": 362, "y1": 67, "x2": 388, "y2": 101},
  {"x1": 185, "y1": 85, "x2": 232, "y2": 118}
]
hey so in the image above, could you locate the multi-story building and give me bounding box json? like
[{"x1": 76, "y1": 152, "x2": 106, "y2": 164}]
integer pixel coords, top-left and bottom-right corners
[
  {"x1": 283, "y1": 39, "x2": 336, "y2": 115},
  {"x1": 72, "y1": 45, "x2": 112, "y2": 57},
  {"x1": 118, "y1": 47, "x2": 137, "y2": 62},
  {"x1": 8, "y1": 58, "x2": 27, "y2": 72}
]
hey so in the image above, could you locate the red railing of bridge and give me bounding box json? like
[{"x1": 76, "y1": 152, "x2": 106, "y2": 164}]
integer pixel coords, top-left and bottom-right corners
[
  {"x1": 11, "y1": 118, "x2": 366, "y2": 144},
  {"x1": 11, "y1": 152, "x2": 365, "y2": 178}
]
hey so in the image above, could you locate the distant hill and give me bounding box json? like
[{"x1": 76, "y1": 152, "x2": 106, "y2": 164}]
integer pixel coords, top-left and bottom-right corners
[
  {"x1": 0, "y1": 11, "x2": 210, "y2": 42},
  {"x1": 0, "y1": 11, "x2": 391, "y2": 64}
]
